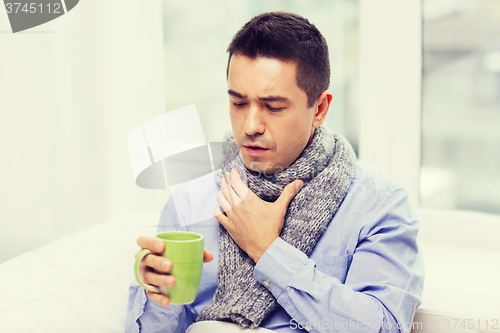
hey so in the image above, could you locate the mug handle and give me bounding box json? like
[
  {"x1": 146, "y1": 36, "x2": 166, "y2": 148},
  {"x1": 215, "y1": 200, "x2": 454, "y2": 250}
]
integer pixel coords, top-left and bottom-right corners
[{"x1": 134, "y1": 249, "x2": 161, "y2": 293}]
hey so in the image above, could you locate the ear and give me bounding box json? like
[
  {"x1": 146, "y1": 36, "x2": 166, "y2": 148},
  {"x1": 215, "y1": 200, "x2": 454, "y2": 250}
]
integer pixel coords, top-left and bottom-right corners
[{"x1": 312, "y1": 90, "x2": 333, "y2": 128}]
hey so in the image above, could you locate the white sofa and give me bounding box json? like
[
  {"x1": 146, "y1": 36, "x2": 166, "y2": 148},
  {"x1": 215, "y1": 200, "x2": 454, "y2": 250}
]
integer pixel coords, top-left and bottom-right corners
[
  {"x1": 0, "y1": 211, "x2": 158, "y2": 332},
  {"x1": 1, "y1": 211, "x2": 499, "y2": 333}
]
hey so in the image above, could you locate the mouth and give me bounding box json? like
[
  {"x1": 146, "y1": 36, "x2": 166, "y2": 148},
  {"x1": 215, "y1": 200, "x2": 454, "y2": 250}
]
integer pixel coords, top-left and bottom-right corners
[
  {"x1": 243, "y1": 145, "x2": 269, "y2": 156},
  {"x1": 244, "y1": 144, "x2": 267, "y2": 149}
]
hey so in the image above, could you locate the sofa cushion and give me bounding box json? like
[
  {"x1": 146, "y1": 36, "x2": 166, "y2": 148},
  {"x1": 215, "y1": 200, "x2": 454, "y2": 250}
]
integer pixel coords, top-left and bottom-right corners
[{"x1": 0, "y1": 211, "x2": 158, "y2": 332}]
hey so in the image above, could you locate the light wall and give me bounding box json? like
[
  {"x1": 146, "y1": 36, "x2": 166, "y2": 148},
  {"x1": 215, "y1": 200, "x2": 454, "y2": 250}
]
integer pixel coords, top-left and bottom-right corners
[{"x1": 0, "y1": 0, "x2": 166, "y2": 263}]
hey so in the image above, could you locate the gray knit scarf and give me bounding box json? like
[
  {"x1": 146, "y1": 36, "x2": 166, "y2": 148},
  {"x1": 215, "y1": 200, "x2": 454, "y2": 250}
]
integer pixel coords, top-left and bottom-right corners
[{"x1": 196, "y1": 125, "x2": 357, "y2": 328}]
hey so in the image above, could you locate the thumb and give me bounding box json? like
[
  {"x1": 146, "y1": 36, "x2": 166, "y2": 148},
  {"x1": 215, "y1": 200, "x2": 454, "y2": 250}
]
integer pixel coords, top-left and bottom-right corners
[{"x1": 276, "y1": 180, "x2": 304, "y2": 207}]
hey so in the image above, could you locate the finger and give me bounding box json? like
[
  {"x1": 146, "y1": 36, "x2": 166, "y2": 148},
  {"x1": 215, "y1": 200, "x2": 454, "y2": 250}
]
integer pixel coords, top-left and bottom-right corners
[
  {"x1": 230, "y1": 167, "x2": 249, "y2": 199},
  {"x1": 221, "y1": 178, "x2": 240, "y2": 207},
  {"x1": 143, "y1": 270, "x2": 176, "y2": 288},
  {"x1": 217, "y1": 191, "x2": 232, "y2": 214},
  {"x1": 146, "y1": 290, "x2": 170, "y2": 307},
  {"x1": 214, "y1": 206, "x2": 226, "y2": 217},
  {"x1": 214, "y1": 206, "x2": 232, "y2": 231},
  {"x1": 142, "y1": 253, "x2": 172, "y2": 272},
  {"x1": 203, "y1": 248, "x2": 214, "y2": 263},
  {"x1": 220, "y1": 179, "x2": 231, "y2": 202},
  {"x1": 276, "y1": 179, "x2": 304, "y2": 207},
  {"x1": 214, "y1": 206, "x2": 229, "y2": 222},
  {"x1": 137, "y1": 236, "x2": 164, "y2": 253},
  {"x1": 222, "y1": 172, "x2": 237, "y2": 207}
]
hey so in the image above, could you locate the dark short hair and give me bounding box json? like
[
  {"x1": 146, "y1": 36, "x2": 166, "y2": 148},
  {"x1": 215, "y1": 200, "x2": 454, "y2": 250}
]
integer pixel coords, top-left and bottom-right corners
[{"x1": 227, "y1": 12, "x2": 330, "y2": 107}]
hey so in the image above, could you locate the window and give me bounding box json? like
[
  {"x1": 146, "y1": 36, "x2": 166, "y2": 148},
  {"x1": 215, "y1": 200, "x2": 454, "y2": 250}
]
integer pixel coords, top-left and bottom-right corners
[{"x1": 421, "y1": 0, "x2": 500, "y2": 215}]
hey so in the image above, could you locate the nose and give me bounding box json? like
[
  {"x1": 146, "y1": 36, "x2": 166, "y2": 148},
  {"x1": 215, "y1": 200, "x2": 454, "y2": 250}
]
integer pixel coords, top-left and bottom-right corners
[{"x1": 244, "y1": 106, "x2": 265, "y2": 137}]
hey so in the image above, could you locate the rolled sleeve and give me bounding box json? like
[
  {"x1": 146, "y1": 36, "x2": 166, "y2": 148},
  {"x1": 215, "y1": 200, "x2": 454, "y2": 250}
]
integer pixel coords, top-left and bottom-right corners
[
  {"x1": 126, "y1": 283, "x2": 147, "y2": 333},
  {"x1": 126, "y1": 282, "x2": 187, "y2": 333},
  {"x1": 142, "y1": 297, "x2": 186, "y2": 333}
]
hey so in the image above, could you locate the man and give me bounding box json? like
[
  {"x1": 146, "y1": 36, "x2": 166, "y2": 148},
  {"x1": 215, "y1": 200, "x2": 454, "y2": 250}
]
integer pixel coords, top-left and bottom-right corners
[{"x1": 127, "y1": 12, "x2": 424, "y2": 333}]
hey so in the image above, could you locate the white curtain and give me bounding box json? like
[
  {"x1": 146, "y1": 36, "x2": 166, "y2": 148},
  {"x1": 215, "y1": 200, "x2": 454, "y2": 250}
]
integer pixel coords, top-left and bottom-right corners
[{"x1": 0, "y1": 0, "x2": 166, "y2": 263}]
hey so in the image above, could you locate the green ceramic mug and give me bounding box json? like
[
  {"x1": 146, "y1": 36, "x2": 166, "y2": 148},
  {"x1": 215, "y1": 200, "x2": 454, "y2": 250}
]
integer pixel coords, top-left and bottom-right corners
[{"x1": 134, "y1": 231, "x2": 204, "y2": 304}]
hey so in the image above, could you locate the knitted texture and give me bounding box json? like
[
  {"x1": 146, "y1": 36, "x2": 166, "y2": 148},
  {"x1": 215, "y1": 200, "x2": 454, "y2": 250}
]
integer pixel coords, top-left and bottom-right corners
[{"x1": 196, "y1": 125, "x2": 357, "y2": 328}]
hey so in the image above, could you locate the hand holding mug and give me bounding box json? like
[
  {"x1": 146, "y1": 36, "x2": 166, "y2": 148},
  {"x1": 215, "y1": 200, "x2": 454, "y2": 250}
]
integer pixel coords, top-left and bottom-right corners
[{"x1": 135, "y1": 233, "x2": 214, "y2": 307}]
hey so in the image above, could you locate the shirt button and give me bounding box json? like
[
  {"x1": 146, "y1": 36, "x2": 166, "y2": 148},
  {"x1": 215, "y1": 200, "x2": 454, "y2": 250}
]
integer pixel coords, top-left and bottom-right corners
[{"x1": 263, "y1": 280, "x2": 270, "y2": 287}]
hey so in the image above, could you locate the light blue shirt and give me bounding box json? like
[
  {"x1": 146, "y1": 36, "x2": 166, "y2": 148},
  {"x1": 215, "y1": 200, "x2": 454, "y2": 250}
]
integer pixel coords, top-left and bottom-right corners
[{"x1": 126, "y1": 165, "x2": 424, "y2": 333}]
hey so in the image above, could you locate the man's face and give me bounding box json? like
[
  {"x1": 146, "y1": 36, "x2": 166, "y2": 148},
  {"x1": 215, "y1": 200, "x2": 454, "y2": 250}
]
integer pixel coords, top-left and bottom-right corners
[{"x1": 227, "y1": 54, "x2": 319, "y2": 175}]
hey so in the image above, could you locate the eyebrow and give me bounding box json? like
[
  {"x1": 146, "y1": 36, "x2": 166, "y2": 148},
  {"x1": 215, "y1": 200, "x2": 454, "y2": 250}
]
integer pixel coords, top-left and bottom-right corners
[
  {"x1": 228, "y1": 90, "x2": 246, "y2": 98},
  {"x1": 228, "y1": 89, "x2": 290, "y2": 103},
  {"x1": 259, "y1": 96, "x2": 289, "y2": 103}
]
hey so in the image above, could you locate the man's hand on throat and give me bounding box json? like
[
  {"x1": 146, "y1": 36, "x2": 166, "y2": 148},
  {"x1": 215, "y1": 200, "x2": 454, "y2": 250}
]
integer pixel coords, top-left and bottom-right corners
[{"x1": 215, "y1": 167, "x2": 304, "y2": 263}]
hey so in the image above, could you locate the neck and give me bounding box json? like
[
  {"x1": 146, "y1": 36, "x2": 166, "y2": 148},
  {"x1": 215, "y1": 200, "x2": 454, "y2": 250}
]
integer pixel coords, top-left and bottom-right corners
[{"x1": 305, "y1": 127, "x2": 316, "y2": 148}]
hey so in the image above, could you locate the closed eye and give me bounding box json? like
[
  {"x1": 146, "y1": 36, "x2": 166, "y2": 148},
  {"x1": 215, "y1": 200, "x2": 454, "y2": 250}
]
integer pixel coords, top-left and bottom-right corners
[
  {"x1": 267, "y1": 105, "x2": 285, "y2": 112},
  {"x1": 232, "y1": 102, "x2": 247, "y2": 108}
]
